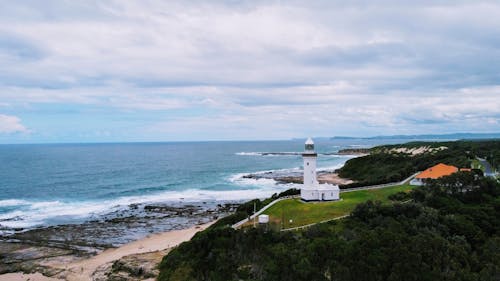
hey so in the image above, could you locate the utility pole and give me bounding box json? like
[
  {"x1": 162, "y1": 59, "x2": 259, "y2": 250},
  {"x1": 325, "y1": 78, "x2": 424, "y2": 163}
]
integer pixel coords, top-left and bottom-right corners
[
  {"x1": 281, "y1": 205, "x2": 284, "y2": 230},
  {"x1": 253, "y1": 201, "x2": 256, "y2": 228}
]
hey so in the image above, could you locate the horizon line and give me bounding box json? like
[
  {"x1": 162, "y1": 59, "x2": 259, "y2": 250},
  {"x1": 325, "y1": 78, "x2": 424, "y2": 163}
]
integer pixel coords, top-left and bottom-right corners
[{"x1": 1, "y1": 132, "x2": 500, "y2": 145}]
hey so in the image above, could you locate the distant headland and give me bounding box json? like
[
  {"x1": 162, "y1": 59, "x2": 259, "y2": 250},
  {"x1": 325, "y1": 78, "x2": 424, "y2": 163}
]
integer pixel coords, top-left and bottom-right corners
[{"x1": 330, "y1": 132, "x2": 500, "y2": 140}]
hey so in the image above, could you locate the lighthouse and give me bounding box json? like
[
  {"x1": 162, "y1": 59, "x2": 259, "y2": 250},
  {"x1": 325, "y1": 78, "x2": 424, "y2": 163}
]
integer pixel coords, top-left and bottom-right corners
[
  {"x1": 302, "y1": 137, "x2": 318, "y2": 187},
  {"x1": 300, "y1": 138, "x2": 340, "y2": 201}
]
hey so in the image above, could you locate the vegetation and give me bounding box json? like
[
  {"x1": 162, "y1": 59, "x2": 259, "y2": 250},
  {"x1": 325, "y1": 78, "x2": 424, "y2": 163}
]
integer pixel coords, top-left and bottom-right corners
[
  {"x1": 263, "y1": 184, "x2": 414, "y2": 229},
  {"x1": 157, "y1": 140, "x2": 500, "y2": 280},
  {"x1": 339, "y1": 140, "x2": 500, "y2": 188},
  {"x1": 471, "y1": 158, "x2": 485, "y2": 172},
  {"x1": 211, "y1": 188, "x2": 301, "y2": 228},
  {"x1": 158, "y1": 175, "x2": 500, "y2": 281}
]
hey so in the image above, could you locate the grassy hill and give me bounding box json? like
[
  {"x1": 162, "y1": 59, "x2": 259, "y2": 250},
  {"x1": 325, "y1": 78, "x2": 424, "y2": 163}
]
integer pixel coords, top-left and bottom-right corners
[{"x1": 263, "y1": 184, "x2": 414, "y2": 229}]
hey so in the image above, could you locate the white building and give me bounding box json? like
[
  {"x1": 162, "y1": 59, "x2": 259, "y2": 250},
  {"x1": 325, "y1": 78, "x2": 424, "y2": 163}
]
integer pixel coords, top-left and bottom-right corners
[{"x1": 300, "y1": 138, "x2": 340, "y2": 201}]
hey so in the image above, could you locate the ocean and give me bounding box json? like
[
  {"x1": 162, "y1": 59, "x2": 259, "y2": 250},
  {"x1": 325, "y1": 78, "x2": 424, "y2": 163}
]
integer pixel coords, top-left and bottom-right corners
[{"x1": 0, "y1": 139, "x2": 403, "y2": 233}]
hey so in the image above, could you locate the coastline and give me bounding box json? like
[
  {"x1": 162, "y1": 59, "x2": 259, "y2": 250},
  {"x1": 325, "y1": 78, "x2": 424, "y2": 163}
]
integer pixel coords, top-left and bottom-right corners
[
  {"x1": 244, "y1": 171, "x2": 354, "y2": 186},
  {"x1": 0, "y1": 141, "x2": 363, "y2": 280},
  {"x1": 0, "y1": 221, "x2": 215, "y2": 281},
  {"x1": 0, "y1": 200, "x2": 232, "y2": 280}
]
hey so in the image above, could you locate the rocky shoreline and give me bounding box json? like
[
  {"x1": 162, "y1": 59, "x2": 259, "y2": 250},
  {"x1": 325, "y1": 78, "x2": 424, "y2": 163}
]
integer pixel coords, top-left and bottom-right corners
[
  {"x1": 243, "y1": 170, "x2": 354, "y2": 186},
  {"x1": 336, "y1": 148, "x2": 370, "y2": 155},
  {"x1": 0, "y1": 201, "x2": 237, "y2": 278},
  {"x1": 241, "y1": 151, "x2": 361, "y2": 186}
]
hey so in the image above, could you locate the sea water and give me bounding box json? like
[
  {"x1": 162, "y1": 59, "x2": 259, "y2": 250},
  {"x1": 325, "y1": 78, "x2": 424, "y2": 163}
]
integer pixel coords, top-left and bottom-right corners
[{"x1": 0, "y1": 139, "x2": 401, "y2": 230}]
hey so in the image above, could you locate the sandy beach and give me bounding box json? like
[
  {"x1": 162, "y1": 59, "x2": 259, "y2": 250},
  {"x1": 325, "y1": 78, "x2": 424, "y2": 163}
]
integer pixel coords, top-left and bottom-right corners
[
  {"x1": 0, "y1": 272, "x2": 58, "y2": 281},
  {"x1": 0, "y1": 221, "x2": 215, "y2": 281},
  {"x1": 317, "y1": 172, "x2": 354, "y2": 185}
]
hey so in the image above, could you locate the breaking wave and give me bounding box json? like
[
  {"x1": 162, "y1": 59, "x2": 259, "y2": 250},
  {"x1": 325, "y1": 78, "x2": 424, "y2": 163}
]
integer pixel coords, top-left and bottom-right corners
[
  {"x1": 235, "y1": 152, "x2": 300, "y2": 156},
  {"x1": 0, "y1": 199, "x2": 31, "y2": 207},
  {"x1": 0, "y1": 150, "x2": 357, "y2": 231},
  {"x1": 0, "y1": 185, "x2": 294, "y2": 230},
  {"x1": 235, "y1": 152, "x2": 354, "y2": 157}
]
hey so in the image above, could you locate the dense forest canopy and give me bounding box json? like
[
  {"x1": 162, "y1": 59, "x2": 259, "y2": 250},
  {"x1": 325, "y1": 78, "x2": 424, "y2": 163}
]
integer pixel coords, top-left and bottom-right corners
[
  {"x1": 338, "y1": 140, "x2": 500, "y2": 188},
  {"x1": 158, "y1": 140, "x2": 500, "y2": 281},
  {"x1": 158, "y1": 176, "x2": 500, "y2": 281}
]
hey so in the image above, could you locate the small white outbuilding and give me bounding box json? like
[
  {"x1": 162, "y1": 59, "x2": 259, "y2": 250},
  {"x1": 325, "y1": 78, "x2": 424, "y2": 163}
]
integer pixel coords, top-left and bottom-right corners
[{"x1": 258, "y1": 214, "x2": 269, "y2": 224}]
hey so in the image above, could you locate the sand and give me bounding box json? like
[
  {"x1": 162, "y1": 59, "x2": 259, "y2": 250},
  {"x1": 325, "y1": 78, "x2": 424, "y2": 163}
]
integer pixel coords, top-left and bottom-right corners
[
  {"x1": 317, "y1": 173, "x2": 354, "y2": 185},
  {"x1": 0, "y1": 272, "x2": 59, "y2": 281},
  {"x1": 389, "y1": 146, "x2": 448, "y2": 156},
  {"x1": 0, "y1": 221, "x2": 215, "y2": 281}
]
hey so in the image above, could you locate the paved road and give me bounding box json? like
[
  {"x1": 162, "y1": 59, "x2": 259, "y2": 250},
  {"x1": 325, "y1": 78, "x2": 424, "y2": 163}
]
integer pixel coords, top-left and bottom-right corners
[{"x1": 477, "y1": 157, "x2": 495, "y2": 177}]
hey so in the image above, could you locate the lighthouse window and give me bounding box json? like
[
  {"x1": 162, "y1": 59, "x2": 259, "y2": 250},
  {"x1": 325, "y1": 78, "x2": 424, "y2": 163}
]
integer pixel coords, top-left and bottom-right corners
[{"x1": 306, "y1": 162, "x2": 309, "y2": 166}]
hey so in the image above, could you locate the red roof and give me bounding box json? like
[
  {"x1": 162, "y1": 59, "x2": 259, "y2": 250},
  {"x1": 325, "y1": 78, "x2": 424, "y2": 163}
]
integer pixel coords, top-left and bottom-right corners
[{"x1": 415, "y1": 163, "x2": 458, "y2": 179}]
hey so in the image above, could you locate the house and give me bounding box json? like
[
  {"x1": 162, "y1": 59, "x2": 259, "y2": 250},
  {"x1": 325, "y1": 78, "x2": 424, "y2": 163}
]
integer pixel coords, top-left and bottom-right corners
[{"x1": 410, "y1": 163, "x2": 460, "y2": 186}]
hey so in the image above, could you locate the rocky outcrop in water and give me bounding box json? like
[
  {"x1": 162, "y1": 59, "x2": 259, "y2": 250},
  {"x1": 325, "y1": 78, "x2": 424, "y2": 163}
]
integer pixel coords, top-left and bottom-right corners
[
  {"x1": 0, "y1": 201, "x2": 238, "y2": 276},
  {"x1": 243, "y1": 171, "x2": 354, "y2": 185},
  {"x1": 336, "y1": 148, "x2": 370, "y2": 155}
]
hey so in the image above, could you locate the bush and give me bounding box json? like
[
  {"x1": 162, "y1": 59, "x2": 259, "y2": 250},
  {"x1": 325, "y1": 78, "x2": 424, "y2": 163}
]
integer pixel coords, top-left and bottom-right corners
[
  {"x1": 388, "y1": 191, "x2": 410, "y2": 201},
  {"x1": 278, "y1": 188, "x2": 300, "y2": 197},
  {"x1": 339, "y1": 140, "x2": 500, "y2": 187},
  {"x1": 159, "y1": 177, "x2": 500, "y2": 281},
  {"x1": 212, "y1": 188, "x2": 300, "y2": 229}
]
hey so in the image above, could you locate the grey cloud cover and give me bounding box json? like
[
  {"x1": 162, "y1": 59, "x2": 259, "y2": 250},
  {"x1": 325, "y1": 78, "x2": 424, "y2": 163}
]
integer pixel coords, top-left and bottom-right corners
[{"x1": 0, "y1": 0, "x2": 499, "y2": 142}]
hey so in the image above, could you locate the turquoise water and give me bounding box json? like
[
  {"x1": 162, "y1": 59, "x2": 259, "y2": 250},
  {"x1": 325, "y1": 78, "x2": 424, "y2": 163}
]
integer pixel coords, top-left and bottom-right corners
[{"x1": 0, "y1": 139, "x2": 396, "y2": 229}]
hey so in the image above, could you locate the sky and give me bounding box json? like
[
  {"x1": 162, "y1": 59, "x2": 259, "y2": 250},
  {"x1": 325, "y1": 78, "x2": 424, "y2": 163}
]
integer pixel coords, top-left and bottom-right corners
[{"x1": 0, "y1": 0, "x2": 499, "y2": 143}]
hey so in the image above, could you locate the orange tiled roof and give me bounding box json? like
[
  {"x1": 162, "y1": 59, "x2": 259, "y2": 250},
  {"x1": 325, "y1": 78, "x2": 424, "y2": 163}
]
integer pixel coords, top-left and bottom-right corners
[{"x1": 415, "y1": 163, "x2": 458, "y2": 179}]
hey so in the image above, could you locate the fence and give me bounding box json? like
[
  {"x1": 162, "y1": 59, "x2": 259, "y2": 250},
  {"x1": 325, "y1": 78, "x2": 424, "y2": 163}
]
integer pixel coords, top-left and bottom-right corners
[{"x1": 232, "y1": 172, "x2": 419, "y2": 229}]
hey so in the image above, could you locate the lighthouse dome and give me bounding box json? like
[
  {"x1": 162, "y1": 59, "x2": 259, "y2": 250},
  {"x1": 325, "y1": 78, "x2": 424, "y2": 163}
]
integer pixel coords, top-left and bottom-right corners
[{"x1": 305, "y1": 137, "x2": 314, "y2": 152}]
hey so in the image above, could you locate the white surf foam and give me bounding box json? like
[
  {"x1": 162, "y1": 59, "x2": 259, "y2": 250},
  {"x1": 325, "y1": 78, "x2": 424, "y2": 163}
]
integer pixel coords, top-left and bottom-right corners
[
  {"x1": 235, "y1": 152, "x2": 262, "y2": 156},
  {"x1": 236, "y1": 152, "x2": 347, "y2": 157},
  {"x1": 322, "y1": 154, "x2": 349, "y2": 158},
  {"x1": 0, "y1": 199, "x2": 31, "y2": 207},
  {"x1": 154, "y1": 186, "x2": 296, "y2": 202},
  {"x1": 0, "y1": 156, "x2": 353, "y2": 230},
  {"x1": 228, "y1": 161, "x2": 348, "y2": 186},
  {"x1": 228, "y1": 167, "x2": 301, "y2": 180},
  {"x1": 0, "y1": 183, "x2": 296, "y2": 229},
  {"x1": 317, "y1": 163, "x2": 344, "y2": 172},
  {"x1": 228, "y1": 173, "x2": 281, "y2": 188},
  {"x1": 0, "y1": 199, "x2": 120, "y2": 229},
  {"x1": 235, "y1": 152, "x2": 300, "y2": 157}
]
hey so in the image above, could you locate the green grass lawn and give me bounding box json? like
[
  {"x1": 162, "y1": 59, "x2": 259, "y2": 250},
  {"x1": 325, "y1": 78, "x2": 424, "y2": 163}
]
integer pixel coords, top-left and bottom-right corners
[
  {"x1": 471, "y1": 159, "x2": 485, "y2": 171},
  {"x1": 263, "y1": 184, "x2": 415, "y2": 229}
]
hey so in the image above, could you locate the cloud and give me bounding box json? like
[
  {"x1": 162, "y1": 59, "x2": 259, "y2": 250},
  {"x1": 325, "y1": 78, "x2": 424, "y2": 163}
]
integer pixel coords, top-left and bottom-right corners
[
  {"x1": 0, "y1": 1, "x2": 499, "y2": 141},
  {"x1": 0, "y1": 114, "x2": 28, "y2": 134},
  {"x1": 1, "y1": 1, "x2": 497, "y2": 90},
  {"x1": 0, "y1": 33, "x2": 47, "y2": 61}
]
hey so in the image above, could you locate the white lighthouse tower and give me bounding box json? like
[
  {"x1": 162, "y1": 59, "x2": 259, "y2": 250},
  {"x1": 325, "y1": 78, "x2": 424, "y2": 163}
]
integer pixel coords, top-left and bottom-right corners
[
  {"x1": 302, "y1": 137, "x2": 318, "y2": 187},
  {"x1": 300, "y1": 138, "x2": 340, "y2": 201}
]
